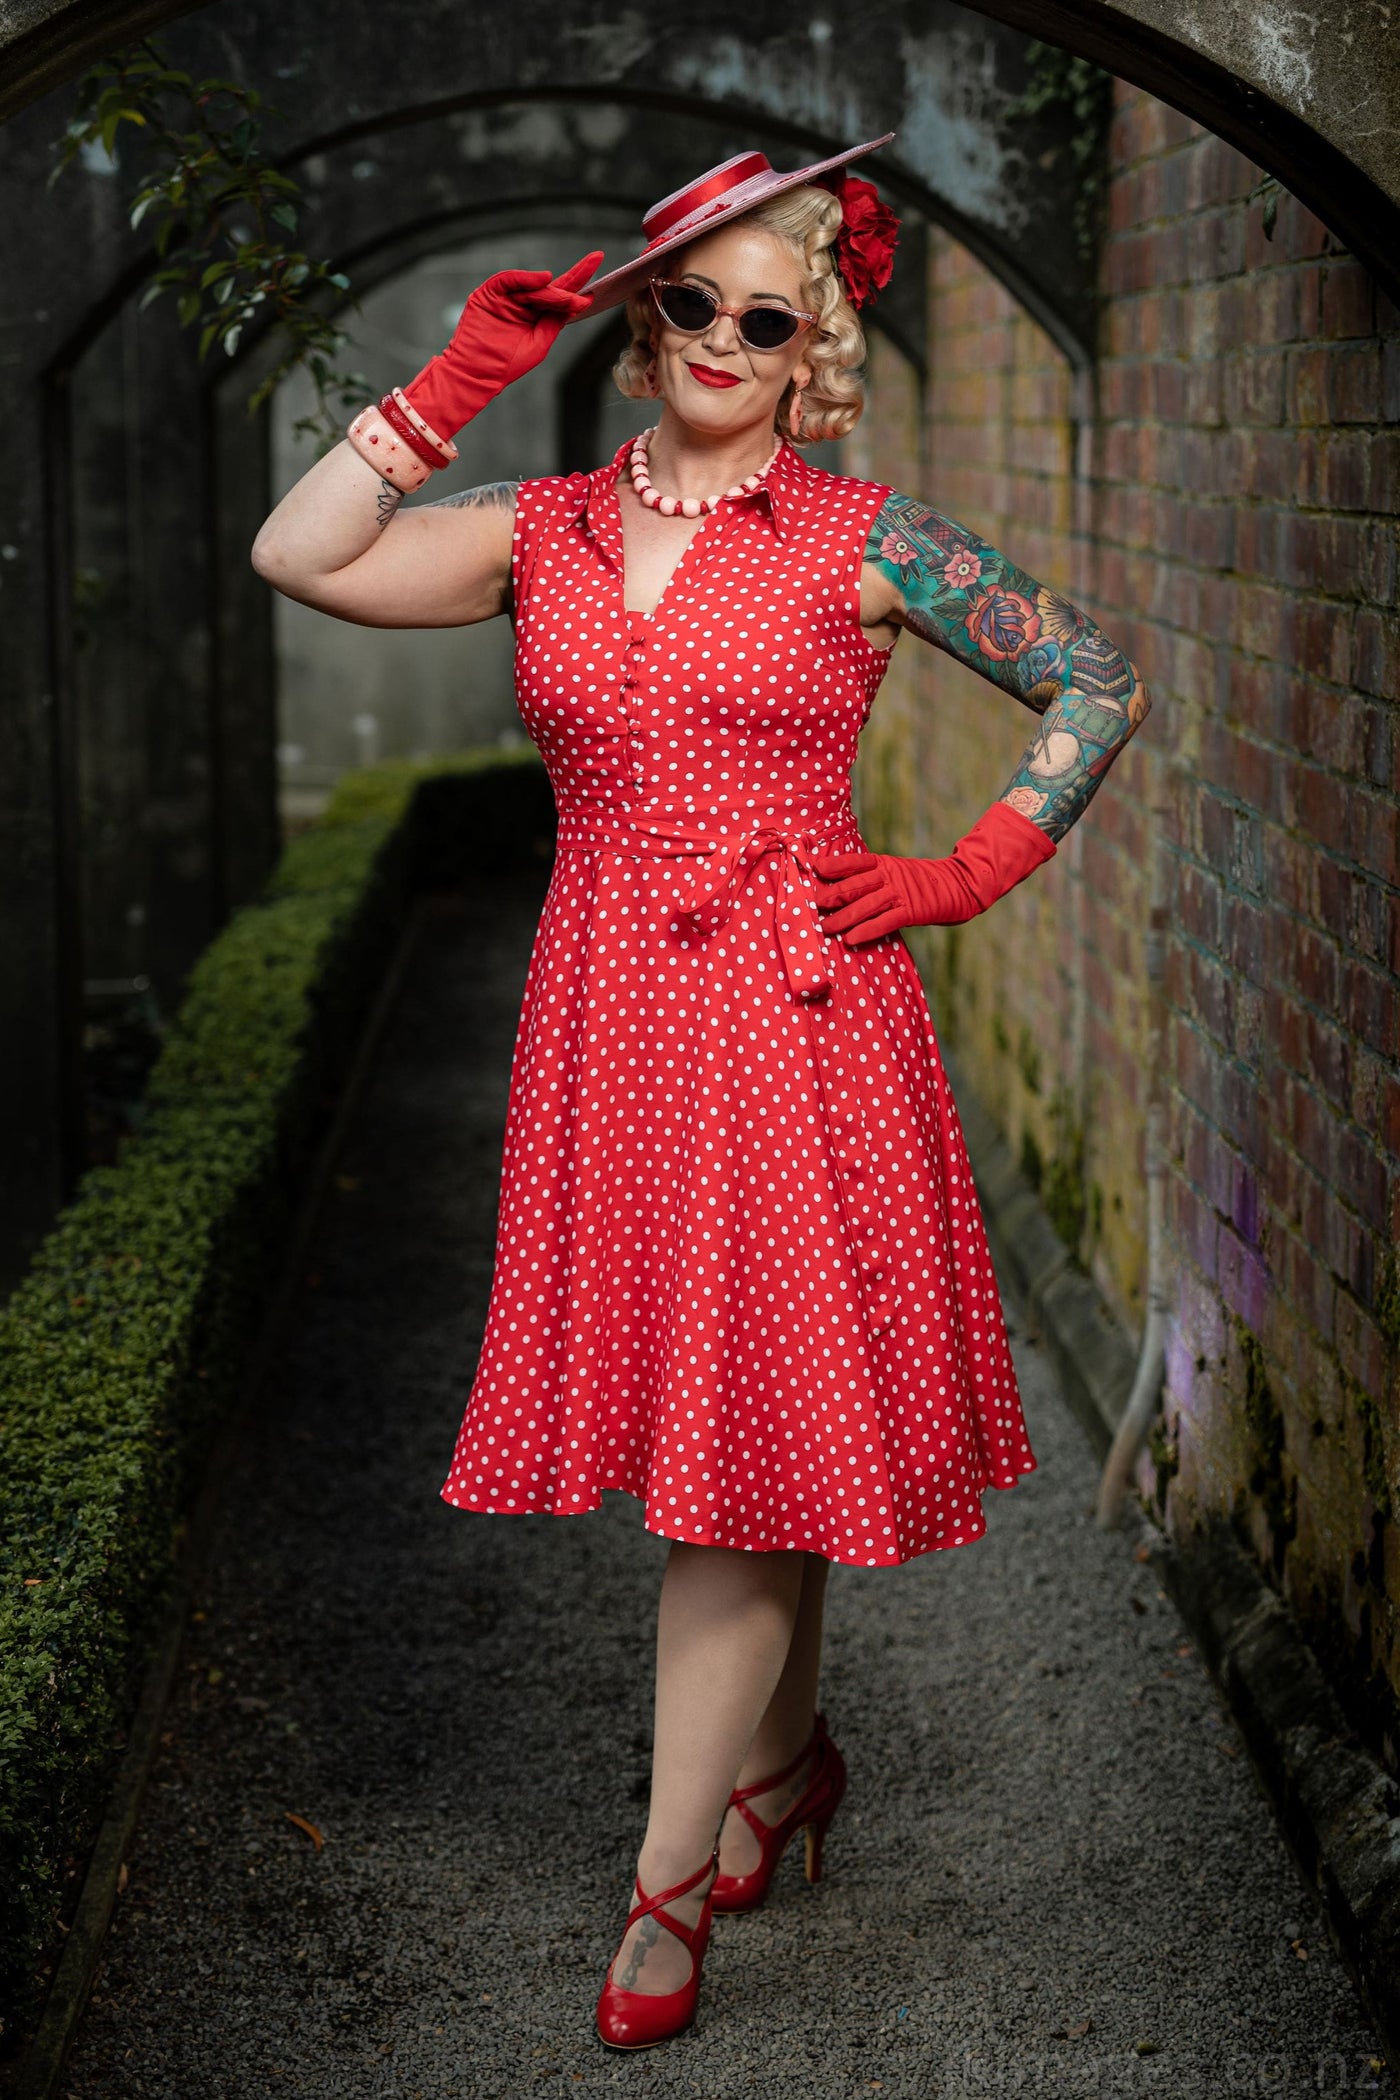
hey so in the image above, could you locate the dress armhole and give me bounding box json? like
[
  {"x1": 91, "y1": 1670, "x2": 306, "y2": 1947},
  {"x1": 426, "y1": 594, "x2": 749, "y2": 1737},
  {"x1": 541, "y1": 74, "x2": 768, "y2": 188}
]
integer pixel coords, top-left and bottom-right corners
[
  {"x1": 510, "y1": 478, "x2": 539, "y2": 623},
  {"x1": 510, "y1": 472, "x2": 588, "y2": 626},
  {"x1": 849, "y1": 479, "x2": 899, "y2": 667}
]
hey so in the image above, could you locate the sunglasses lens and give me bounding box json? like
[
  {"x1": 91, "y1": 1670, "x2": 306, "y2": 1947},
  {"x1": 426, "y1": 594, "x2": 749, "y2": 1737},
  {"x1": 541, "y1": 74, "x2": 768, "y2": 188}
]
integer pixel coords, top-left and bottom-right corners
[
  {"x1": 740, "y1": 307, "x2": 801, "y2": 350},
  {"x1": 656, "y1": 284, "x2": 717, "y2": 331}
]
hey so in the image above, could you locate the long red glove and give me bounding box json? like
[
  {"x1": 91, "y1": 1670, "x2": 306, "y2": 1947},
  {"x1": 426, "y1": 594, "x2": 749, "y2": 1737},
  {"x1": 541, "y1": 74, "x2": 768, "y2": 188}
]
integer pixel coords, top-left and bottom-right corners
[
  {"x1": 401, "y1": 250, "x2": 602, "y2": 442},
  {"x1": 809, "y1": 801, "x2": 1057, "y2": 944}
]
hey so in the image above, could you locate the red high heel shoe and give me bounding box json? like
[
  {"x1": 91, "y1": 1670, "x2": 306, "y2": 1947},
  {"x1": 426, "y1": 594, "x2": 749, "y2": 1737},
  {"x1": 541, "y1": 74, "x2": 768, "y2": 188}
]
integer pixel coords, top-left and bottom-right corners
[
  {"x1": 595, "y1": 1842, "x2": 721, "y2": 2049},
  {"x1": 710, "y1": 1709, "x2": 847, "y2": 1913}
]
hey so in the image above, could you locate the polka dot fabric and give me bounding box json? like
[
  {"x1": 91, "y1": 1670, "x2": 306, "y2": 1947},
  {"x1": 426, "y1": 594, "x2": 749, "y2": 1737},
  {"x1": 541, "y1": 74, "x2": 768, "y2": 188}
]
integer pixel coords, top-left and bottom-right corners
[{"x1": 439, "y1": 434, "x2": 1037, "y2": 1566}]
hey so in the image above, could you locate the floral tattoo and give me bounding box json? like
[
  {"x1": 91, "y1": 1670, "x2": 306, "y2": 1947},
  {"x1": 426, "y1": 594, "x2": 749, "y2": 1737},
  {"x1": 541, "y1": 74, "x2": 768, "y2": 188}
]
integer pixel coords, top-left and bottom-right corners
[{"x1": 866, "y1": 493, "x2": 1150, "y2": 839}]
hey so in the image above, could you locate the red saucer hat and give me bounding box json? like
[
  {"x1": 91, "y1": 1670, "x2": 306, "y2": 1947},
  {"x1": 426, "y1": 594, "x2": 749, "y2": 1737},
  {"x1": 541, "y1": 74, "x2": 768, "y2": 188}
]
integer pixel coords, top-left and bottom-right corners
[{"x1": 568, "y1": 132, "x2": 897, "y2": 319}]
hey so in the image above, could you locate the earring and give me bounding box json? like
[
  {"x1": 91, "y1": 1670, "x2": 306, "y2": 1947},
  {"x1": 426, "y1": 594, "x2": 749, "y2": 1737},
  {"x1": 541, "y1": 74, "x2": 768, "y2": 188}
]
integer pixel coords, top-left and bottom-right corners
[
  {"x1": 644, "y1": 356, "x2": 659, "y2": 397},
  {"x1": 788, "y1": 387, "x2": 805, "y2": 440}
]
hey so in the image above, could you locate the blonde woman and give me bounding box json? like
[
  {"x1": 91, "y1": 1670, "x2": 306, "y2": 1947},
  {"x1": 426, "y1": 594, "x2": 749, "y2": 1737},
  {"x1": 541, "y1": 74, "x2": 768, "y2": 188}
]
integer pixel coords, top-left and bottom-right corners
[{"x1": 251, "y1": 135, "x2": 1151, "y2": 2051}]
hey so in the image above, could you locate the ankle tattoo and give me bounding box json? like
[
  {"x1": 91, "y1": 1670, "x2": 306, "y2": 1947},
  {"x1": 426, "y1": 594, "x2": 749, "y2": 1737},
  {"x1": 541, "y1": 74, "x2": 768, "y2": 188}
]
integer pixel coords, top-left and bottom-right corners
[{"x1": 617, "y1": 1913, "x2": 661, "y2": 1988}]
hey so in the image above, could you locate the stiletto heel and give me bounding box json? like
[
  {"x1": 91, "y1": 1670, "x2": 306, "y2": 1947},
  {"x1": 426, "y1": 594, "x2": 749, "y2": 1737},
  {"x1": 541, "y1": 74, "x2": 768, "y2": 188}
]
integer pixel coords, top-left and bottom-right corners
[
  {"x1": 595, "y1": 1843, "x2": 721, "y2": 2049},
  {"x1": 803, "y1": 1811, "x2": 829, "y2": 1883},
  {"x1": 711, "y1": 1709, "x2": 847, "y2": 1914}
]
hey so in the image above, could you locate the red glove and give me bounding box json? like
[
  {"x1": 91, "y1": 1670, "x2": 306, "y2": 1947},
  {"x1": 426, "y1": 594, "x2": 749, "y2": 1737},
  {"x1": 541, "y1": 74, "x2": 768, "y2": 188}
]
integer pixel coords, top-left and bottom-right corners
[
  {"x1": 810, "y1": 801, "x2": 1057, "y2": 945},
  {"x1": 401, "y1": 250, "x2": 602, "y2": 442}
]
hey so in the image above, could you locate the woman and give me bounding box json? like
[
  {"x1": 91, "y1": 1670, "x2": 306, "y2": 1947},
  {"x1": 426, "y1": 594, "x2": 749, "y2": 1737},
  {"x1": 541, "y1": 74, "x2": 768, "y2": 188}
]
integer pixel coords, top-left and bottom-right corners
[{"x1": 251, "y1": 134, "x2": 1151, "y2": 2051}]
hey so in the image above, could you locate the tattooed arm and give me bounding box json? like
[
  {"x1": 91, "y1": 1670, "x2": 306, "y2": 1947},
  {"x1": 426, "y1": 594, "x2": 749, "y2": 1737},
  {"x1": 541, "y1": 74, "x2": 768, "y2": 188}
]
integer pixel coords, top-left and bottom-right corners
[
  {"x1": 861, "y1": 492, "x2": 1151, "y2": 840},
  {"x1": 250, "y1": 435, "x2": 518, "y2": 629}
]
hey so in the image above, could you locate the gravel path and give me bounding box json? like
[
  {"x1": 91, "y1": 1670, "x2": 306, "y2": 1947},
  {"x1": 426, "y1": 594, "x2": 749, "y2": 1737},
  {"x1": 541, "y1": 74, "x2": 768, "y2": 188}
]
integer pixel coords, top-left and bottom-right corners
[{"x1": 60, "y1": 879, "x2": 1393, "y2": 2100}]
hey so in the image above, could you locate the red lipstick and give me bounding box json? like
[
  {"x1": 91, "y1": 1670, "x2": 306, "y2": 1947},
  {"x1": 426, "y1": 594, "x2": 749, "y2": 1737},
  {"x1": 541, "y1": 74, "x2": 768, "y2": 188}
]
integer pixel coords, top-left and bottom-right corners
[{"x1": 686, "y1": 362, "x2": 742, "y2": 389}]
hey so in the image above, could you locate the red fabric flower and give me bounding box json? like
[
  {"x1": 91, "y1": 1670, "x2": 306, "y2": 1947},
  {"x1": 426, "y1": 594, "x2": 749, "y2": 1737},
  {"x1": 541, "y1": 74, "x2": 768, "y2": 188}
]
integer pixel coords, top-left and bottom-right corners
[{"x1": 818, "y1": 171, "x2": 900, "y2": 309}]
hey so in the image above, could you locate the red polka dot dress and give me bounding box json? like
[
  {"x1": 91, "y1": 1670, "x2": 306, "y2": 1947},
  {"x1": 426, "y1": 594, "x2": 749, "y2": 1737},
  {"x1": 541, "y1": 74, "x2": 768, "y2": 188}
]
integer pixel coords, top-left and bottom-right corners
[{"x1": 439, "y1": 432, "x2": 1038, "y2": 1566}]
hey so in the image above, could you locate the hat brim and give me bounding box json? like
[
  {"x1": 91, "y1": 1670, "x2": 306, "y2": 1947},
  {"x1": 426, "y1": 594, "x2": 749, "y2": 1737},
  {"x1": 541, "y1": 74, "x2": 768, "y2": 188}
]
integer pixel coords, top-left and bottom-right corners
[{"x1": 564, "y1": 131, "x2": 897, "y2": 321}]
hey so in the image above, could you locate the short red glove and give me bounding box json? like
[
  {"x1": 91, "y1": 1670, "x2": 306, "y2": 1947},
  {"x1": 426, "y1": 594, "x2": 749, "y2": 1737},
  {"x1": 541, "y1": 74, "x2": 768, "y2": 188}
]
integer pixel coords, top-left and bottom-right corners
[
  {"x1": 810, "y1": 801, "x2": 1057, "y2": 944},
  {"x1": 401, "y1": 250, "x2": 602, "y2": 442}
]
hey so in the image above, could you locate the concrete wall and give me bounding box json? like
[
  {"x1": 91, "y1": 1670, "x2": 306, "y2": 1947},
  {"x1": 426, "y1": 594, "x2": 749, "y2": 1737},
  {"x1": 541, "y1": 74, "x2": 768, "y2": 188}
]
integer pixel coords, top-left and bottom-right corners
[{"x1": 847, "y1": 77, "x2": 1400, "y2": 1770}]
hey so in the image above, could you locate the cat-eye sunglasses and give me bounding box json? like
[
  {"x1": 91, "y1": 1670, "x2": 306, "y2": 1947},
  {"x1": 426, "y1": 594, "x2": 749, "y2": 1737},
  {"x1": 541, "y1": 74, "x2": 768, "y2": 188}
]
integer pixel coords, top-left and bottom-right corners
[{"x1": 649, "y1": 279, "x2": 818, "y2": 351}]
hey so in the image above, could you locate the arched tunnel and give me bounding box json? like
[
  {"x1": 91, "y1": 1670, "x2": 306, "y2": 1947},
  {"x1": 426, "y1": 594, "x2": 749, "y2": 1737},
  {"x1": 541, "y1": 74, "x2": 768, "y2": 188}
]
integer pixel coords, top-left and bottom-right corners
[{"x1": 1, "y1": 0, "x2": 1398, "y2": 2086}]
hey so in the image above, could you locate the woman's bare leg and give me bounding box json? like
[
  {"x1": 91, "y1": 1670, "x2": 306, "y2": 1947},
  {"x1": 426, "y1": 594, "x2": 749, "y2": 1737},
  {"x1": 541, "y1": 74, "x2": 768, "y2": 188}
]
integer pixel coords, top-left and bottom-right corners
[
  {"x1": 717, "y1": 1550, "x2": 831, "y2": 1876},
  {"x1": 608, "y1": 1541, "x2": 807, "y2": 1995}
]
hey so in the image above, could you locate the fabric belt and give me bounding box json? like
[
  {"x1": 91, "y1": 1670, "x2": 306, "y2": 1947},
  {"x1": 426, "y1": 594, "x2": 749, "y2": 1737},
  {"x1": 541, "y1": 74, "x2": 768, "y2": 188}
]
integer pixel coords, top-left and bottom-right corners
[
  {"x1": 554, "y1": 804, "x2": 863, "y2": 998},
  {"x1": 553, "y1": 804, "x2": 899, "y2": 1338}
]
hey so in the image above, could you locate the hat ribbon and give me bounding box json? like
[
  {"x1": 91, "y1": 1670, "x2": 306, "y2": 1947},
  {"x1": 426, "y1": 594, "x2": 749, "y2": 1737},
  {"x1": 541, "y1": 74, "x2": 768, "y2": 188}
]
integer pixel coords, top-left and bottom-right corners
[{"x1": 643, "y1": 152, "x2": 771, "y2": 242}]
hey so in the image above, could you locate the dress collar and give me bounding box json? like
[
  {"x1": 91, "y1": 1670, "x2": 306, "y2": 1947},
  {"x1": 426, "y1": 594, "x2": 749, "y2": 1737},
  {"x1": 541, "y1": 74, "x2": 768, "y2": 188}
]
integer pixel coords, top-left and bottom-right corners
[{"x1": 570, "y1": 429, "x2": 801, "y2": 548}]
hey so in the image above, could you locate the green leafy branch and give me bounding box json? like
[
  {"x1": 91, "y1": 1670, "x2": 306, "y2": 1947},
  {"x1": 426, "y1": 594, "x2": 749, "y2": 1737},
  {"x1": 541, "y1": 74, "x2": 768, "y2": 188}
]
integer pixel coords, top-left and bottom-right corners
[
  {"x1": 1004, "y1": 39, "x2": 1115, "y2": 266},
  {"x1": 48, "y1": 39, "x2": 370, "y2": 449}
]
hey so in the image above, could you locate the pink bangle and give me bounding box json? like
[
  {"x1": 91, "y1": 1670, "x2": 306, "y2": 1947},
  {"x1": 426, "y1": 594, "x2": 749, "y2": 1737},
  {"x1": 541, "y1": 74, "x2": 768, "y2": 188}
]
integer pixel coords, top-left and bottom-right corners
[
  {"x1": 388, "y1": 387, "x2": 459, "y2": 466},
  {"x1": 345, "y1": 403, "x2": 436, "y2": 492}
]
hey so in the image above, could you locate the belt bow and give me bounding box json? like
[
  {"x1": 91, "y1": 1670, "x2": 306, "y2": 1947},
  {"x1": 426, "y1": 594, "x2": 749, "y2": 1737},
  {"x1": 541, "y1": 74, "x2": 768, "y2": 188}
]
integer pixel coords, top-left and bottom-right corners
[{"x1": 644, "y1": 817, "x2": 835, "y2": 1001}]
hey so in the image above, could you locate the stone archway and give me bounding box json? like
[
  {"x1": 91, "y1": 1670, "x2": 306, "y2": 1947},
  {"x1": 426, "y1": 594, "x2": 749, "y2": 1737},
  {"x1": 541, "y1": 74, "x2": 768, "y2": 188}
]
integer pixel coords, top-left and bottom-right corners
[
  {"x1": 0, "y1": 0, "x2": 1395, "y2": 1280},
  {"x1": 0, "y1": 8, "x2": 1054, "y2": 1273},
  {"x1": 3, "y1": 0, "x2": 1396, "y2": 289}
]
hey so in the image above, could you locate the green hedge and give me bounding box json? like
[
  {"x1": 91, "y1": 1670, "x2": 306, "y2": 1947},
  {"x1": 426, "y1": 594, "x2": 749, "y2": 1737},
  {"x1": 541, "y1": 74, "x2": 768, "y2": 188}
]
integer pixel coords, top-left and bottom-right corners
[{"x1": 0, "y1": 744, "x2": 550, "y2": 2038}]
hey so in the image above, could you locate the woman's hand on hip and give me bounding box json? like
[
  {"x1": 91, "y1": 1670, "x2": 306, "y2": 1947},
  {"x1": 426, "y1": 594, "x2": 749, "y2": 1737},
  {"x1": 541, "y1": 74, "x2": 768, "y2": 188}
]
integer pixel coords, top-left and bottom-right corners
[{"x1": 809, "y1": 804, "x2": 1058, "y2": 943}]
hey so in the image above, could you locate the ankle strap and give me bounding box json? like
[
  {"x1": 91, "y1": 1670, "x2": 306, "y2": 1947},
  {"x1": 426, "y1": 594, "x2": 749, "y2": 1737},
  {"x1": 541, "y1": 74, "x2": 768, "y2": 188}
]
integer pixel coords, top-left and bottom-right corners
[
  {"x1": 729, "y1": 1710, "x2": 828, "y2": 1804},
  {"x1": 626, "y1": 1842, "x2": 720, "y2": 1947}
]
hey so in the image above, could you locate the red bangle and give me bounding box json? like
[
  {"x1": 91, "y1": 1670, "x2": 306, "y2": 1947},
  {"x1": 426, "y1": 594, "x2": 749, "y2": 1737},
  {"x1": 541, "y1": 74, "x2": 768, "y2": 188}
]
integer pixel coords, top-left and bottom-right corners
[
  {"x1": 388, "y1": 387, "x2": 458, "y2": 465},
  {"x1": 378, "y1": 392, "x2": 446, "y2": 470}
]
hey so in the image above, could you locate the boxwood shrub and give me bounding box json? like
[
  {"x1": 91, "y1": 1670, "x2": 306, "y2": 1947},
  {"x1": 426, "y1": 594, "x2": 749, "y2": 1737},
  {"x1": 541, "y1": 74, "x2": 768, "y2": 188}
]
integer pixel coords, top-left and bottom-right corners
[{"x1": 0, "y1": 743, "x2": 551, "y2": 2039}]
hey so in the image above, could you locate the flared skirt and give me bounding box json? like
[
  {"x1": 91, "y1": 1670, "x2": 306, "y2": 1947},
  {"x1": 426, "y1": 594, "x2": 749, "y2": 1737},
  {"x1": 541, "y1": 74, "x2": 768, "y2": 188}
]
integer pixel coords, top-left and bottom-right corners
[{"x1": 439, "y1": 845, "x2": 1036, "y2": 1566}]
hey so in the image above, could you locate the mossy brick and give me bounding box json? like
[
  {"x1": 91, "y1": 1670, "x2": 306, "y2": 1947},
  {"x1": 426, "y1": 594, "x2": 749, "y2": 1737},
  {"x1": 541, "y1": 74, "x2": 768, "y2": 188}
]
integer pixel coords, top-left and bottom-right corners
[{"x1": 918, "y1": 108, "x2": 1399, "y2": 1802}]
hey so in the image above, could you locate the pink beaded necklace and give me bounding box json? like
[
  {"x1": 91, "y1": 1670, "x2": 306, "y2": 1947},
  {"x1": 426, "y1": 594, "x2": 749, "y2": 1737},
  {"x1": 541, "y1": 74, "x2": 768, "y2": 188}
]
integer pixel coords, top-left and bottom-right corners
[{"x1": 628, "y1": 424, "x2": 782, "y2": 519}]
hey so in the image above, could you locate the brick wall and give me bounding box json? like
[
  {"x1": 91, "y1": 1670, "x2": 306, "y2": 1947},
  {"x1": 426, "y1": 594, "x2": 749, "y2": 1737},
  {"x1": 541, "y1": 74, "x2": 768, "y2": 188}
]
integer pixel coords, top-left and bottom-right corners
[{"x1": 849, "y1": 81, "x2": 1400, "y2": 1766}]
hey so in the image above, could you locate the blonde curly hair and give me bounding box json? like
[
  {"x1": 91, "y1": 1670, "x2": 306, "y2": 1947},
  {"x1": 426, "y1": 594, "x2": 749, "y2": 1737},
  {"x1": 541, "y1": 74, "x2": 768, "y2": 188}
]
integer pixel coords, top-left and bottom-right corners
[{"x1": 611, "y1": 184, "x2": 866, "y2": 444}]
